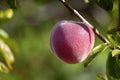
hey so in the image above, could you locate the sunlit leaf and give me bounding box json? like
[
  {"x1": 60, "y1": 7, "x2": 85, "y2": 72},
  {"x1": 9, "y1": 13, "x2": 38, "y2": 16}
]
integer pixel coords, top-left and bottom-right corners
[
  {"x1": 0, "y1": 39, "x2": 14, "y2": 70},
  {"x1": 0, "y1": 62, "x2": 9, "y2": 73},
  {"x1": 112, "y1": 49, "x2": 120, "y2": 57},
  {"x1": 0, "y1": 29, "x2": 9, "y2": 39},
  {"x1": 84, "y1": 0, "x2": 90, "y2": 3},
  {"x1": 0, "y1": 29, "x2": 19, "y2": 53},
  {"x1": 0, "y1": 9, "x2": 14, "y2": 19},
  {"x1": 4, "y1": 9, "x2": 14, "y2": 19}
]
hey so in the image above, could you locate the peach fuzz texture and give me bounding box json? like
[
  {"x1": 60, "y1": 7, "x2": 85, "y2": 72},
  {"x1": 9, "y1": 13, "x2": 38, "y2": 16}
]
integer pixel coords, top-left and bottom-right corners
[{"x1": 50, "y1": 20, "x2": 95, "y2": 64}]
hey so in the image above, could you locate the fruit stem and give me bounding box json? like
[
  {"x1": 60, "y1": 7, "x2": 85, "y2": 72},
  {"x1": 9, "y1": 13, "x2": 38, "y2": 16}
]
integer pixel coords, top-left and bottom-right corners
[
  {"x1": 118, "y1": 0, "x2": 120, "y2": 33},
  {"x1": 59, "y1": 0, "x2": 109, "y2": 43}
]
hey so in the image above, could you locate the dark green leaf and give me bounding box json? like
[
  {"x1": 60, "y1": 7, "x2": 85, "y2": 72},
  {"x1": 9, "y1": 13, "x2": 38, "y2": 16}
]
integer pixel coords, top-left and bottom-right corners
[
  {"x1": 5, "y1": 0, "x2": 17, "y2": 10},
  {"x1": 116, "y1": 56, "x2": 120, "y2": 68},
  {"x1": 93, "y1": 0, "x2": 115, "y2": 10},
  {"x1": 98, "y1": 0, "x2": 114, "y2": 10},
  {"x1": 106, "y1": 53, "x2": 120, "y2": 80}
]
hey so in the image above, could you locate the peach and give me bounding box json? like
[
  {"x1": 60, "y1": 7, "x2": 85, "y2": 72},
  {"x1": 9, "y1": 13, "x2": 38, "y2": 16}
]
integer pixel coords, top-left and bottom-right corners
[{"x1": 50, "y1": 20, "x2": 95, "y2": 64}]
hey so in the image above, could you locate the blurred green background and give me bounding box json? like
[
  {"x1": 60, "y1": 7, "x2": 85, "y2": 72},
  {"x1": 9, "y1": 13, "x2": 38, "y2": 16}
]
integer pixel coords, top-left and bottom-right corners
[{"x1": 0, "y1": 0, "x2": 118, "y2": 80}]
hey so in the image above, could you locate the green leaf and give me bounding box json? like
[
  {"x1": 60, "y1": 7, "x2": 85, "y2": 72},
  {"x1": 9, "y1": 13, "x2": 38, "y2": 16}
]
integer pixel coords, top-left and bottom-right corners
[
  {"x1": 83, "y1": 43, "x2": 108, "y2": 67},
  {"x1": 0, "y1": 29, "x2": 17, "y2": 74},
  {"x1": 98, "y1": 0, "x2": 114, "y2": 10},
  {"x1": 0, "y1": 29, "x2": 19, "y2": 53},
  {"x1": 3, "y1": 38, "x2": 19, "y2": 53},
  {"x1": 4, "y1": 9, "x2": 14, "y2": 19},
  {"x1": 106, "y1": 53, "x2": 120, "y2": 80},
  {"x1": 0, "y1": 39, "x2": 14, "y2": 70},
  {"x1": 116, "y1": 56, "x2": 120, "y2": 68},
  {"x1": 107, "y1": 29, "x2": 120, "y2": 49},
  {"x1": 0, "y1": 62, "x2": 9, "y2": 73},
  {"x1": 112, "y1": 49, "x2": 120, "y2": 57},
  {"x1": 84, "y1": 0, "x2": 90, "y2": 3},
  {"x1": 0, "y1": 29, "x2": 9, "y2": 39},
  {"x1": 107, "y1": 34, "x2": 119, "y2": 46},
  {"x1": 92, "y1": 0, "x2": 114, "y2": 10},
  {"x1": 96, "y1": 73, "x2": 106, "y2": 80}
]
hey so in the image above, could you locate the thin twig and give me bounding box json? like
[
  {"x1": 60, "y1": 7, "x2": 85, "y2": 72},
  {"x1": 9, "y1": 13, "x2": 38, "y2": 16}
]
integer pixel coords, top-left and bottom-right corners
[{"x1": 59, "y1": 0, "x2": 109, "y2": 43}]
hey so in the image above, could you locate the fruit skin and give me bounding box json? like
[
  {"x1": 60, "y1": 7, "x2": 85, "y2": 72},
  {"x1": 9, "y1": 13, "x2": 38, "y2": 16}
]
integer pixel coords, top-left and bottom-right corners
[{"x1": 50, "y1": 20, "x2": 95, "y2": 64}]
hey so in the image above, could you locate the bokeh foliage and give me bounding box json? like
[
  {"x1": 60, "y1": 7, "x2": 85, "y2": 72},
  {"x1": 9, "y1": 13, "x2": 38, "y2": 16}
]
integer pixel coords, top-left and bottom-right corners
[{"x1": 0, "y1": 0, "x2": 119, "y2": 80}]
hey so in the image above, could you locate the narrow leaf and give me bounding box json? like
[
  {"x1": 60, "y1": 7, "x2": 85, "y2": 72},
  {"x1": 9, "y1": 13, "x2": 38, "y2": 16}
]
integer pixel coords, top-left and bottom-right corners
[
  {"x1": 0, "y1": 39, "x2": 14, "y2": 70},
  {"x1": 0, "y1": 29, "x2": 9, "y2": 39},
  {"x1": 83, "y1": 43, "x2": 108, "y2": 67},
  {"x1": 107, "y1": 29, "x2": 120, "y2": 49},
  {"x1": 96, "y1": 73, "x2": 106, "y2": 80},
  {"x1": 0, "y1": 34, "x2": 19, "y2": 53},
  {"x1": 3, "y1": 38, "x2": 19, "y2": 53},
  {"x1": 0, "y1": 62, "x2": 9, "y2": 73},
  {"x1": 107, "y1": 34, "x2": 119, "y2": 47}
]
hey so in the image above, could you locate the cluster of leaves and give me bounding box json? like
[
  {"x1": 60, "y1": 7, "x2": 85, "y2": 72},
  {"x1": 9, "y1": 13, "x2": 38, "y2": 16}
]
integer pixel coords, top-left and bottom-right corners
[
  {"x1": 0, "y1": 9, "x2": 14, "y2": 19},
  {"x1": 83, "y1": 0, "x2": 120, "y2": 79},
  {"x1": 0, "y1": 1, "x2": 18, "y2": 75},
  {"x1": 83, "y1": 29, "x2": 120, "y2": 80},
  {"x1": 0, "y1": 29, "x2": 18, "y2": 73},
  {"x1": 0, "y1": 0, "x2": 18, "y2": 77},
  {"x1": 106, "y1": 29, "x2": 120, "y2": 80},
  {"x1": 0, "y1": 0, "x2": 17, "y2": 20}
]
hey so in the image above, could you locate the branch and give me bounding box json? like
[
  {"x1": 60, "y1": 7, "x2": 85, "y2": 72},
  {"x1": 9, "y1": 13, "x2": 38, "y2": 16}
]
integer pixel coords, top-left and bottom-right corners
[{"x1": 59, "y1": 0, "x2": 109, "y2": 43}]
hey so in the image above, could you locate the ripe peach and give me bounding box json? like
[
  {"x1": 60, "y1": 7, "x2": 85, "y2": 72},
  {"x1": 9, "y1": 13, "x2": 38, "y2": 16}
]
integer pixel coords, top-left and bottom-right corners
[{"x1": 50, "y1": 20, "x2": 95, "y2": 64}]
